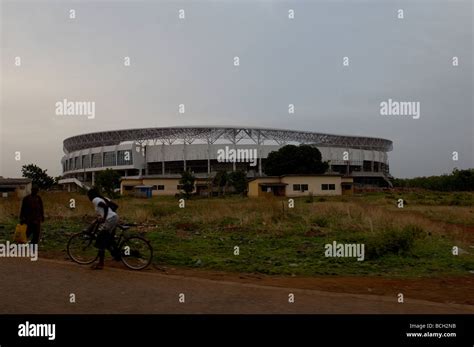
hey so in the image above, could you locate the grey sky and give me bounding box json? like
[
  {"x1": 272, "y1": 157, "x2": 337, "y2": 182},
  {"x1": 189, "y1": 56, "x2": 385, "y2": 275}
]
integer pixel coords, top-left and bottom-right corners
[{"x1": 1, "y1": 0, "x2": 472, "y2": 178}]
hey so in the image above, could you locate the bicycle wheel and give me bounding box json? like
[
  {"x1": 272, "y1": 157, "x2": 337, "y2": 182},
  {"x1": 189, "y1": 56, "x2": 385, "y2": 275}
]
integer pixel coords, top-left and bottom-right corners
[
  {"x1": 67, "y1": 232, "x2": 98, "y2": 265},
  {"x1": 120, "y1": 236, "x2": 153, "y2": 270}
]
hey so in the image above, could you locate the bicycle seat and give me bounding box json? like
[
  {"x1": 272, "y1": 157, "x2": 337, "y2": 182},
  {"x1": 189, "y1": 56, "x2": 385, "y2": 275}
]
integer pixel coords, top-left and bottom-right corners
[{"x1": 118, "y1": 225, "x2": 131, "y2": 231}]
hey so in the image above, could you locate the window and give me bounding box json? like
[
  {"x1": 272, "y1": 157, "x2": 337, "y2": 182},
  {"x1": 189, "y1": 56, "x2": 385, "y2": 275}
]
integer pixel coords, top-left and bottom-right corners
[
  {"x1": 177, "y1": 184, "x2": 184, "y2": 190},
  {"x1": 117, "y1": 150, "x2": 133, "y2": 165},
  {"x1": 158, "y1": 185, "x2": 165, "y2": 190},
  {"x1": 82, "y1": 155, "x2": 90, "y2": 169},
  {"x1": 103, "y1": 152, "x2": 116, "y2": 167},
  {"x1": 124, "y1": 186, "x2": 134, "y2": 191},
  {"x1": 293, "y1": 184, "x2": 308, "y2": 192},
  {"x1": 322, "y1": 184, "x2": 335, "y2": 191},
  {"x1": 91, "y1": 153, "x2": 102, "y2": 168}
]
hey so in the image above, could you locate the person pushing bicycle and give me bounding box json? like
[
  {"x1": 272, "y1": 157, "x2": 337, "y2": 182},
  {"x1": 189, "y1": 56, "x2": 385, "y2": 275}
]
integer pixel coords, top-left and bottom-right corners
[{"x1": 87, "y1": 188, "x2": 119, "y2": 270}]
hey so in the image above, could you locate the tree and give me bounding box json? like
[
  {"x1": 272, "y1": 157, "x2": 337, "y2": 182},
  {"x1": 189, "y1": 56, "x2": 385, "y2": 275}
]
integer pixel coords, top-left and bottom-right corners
[
  {"x1": 213, "y1": 171, "x2": 229, "y2": 196},
  {"x1": 180, "y1": 170, "x2": 196, "y2": 198},
  {"x1": 21, "y1": 164, "x2": 55, "y2": 189},
  {"x1": 264, "y1": 145, "x2": 329, "y2": 176},
  {"x1": 393, "y1": 168, "x2": 474, "y2": 191},
  {"x1": 54, "y1": 176, "x2": 63, "y2": 185},
  {"x1": 228, "y1": 171, "x2": 247, "y2": 195},
  {"x1": 95, "y1": 169, "x2": 121, "y2": 197}
]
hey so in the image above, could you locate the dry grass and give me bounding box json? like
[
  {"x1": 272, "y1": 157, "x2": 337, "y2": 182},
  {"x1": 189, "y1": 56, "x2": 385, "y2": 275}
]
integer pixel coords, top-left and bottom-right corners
[
  {"x1": 1, "y1": 191, "x2": 473, "y2": 276},
  {"x1": 1, "y1": 192, "x2": 471, "y2": 240}
]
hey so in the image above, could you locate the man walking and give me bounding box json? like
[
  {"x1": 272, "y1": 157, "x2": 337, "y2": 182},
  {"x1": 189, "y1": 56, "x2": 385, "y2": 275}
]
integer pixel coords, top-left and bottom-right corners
[{"x1": 19, "y1": 185, "x2": 45, "y2": 244}]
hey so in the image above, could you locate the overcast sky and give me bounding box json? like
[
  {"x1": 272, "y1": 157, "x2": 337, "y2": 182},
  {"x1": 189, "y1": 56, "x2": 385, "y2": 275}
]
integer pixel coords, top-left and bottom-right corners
[{"x1": 1, "y1": 0, "x2": 472, "y2": 178}]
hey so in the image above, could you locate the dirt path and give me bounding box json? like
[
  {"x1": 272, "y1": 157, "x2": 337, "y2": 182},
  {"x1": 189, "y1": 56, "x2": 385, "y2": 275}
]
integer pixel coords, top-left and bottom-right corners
[{"x1": 0, "y1": 258, "x2": 473, "y2": 314}]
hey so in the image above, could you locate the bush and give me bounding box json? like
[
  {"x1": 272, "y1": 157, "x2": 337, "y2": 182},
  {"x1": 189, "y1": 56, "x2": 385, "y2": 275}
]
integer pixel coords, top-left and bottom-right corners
[
  {"x1": 365, "y1": 225, "x2": 424, "y2": 259},
  {"x1": 95, "y1": 169, "x2": 121, "y2": 198},
  {"x1": 311, "y1": 216, "x2": 330, "y2": 228},
  {"x1": 228, "y1": 171, "x2": 247, "y2": 195},
  {"x1": 179, "y1": 171, "x2": 196, "y2": 198}
]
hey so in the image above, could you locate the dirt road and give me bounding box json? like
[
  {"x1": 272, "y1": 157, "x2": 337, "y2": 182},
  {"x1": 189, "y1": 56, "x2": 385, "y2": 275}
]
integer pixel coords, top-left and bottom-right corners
[{"x1": 0, "y1": 258, "x2": 473, "y2": 314}]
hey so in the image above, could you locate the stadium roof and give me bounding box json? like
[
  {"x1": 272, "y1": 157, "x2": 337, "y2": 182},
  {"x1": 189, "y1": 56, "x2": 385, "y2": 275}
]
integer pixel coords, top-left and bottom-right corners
[{"x1": 63, "y1": 126, "x2": 393, "y2": 153}]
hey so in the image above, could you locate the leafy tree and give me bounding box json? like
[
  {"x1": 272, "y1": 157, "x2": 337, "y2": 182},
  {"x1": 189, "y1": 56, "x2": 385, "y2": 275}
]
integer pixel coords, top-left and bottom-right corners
[
  {"x1": 54, "y1": 176, "x2": 63, "y2": 185},
  {"x1": 213, "y1": 171, "x2": 229, "y2": 195},
  {"x1": 228, "y1": 171, "x2": 247, "y2": 195},
  {"x1": 180, "y1": 170, "x2": 196, "y2": 198},
  {"x1": 21, "y1": 164, "x2": 55, "y2": 189},
  {"x1": 264, "y1": 145, "x2": 329, "y2": 176},
  {"x1": 95, "y1": 169, "x2": 121, "y2": 197}
]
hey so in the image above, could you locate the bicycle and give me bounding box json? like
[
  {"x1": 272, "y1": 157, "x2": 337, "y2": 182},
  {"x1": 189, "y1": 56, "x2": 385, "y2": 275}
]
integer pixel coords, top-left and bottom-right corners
[{"x1": 67, "y1": 221, "x2": 153, "y2": 270}]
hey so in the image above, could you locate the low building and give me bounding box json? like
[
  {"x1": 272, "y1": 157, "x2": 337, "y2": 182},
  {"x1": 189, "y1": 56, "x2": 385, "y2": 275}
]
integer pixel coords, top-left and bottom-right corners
[
  {"x1": 248, "y1": 175, "x2": 353, "y2": 197},
  {"x1": 121, "y1": 176, "x2": 209, "y2": 197},
  {"x1": 0, "y1": 178, "x2": 33, "y2": 198}
]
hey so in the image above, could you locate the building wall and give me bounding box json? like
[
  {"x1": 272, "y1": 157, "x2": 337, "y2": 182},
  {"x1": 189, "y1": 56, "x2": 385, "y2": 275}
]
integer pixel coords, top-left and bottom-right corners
[
  {"x1": 121, "y1": 178, "x2": 140, "y2": 195},
  {"x1": 62, "y1": 143, "x2": 144, "y2": 175},
  {"x1": 0, "y1": 183, "x2": 32, "y2": 198},
  {"x1": 142, "y1": 178, "x2": 182, "y2": 196},
  {"x1": 121, "y1": 177, "x2": 196, "y2": 196},
  {"x1": 341, "y1": 177, "x2": 354, "y2": 195},
  {"x1": 248, "y1": 177, "x2": 280, "y2": 197},
  {"x1": 248, "y1": 176, "x2": 354, "y2": 197},
  {"x1": 144, "y1": 143, "x2": 389, "y2": 167},
  {"x1": 16, "y1": 183, "x2": 32, "y2": 198},
  {"x1": 282, "y1": 176, "x2": 343, "y2": 197}
]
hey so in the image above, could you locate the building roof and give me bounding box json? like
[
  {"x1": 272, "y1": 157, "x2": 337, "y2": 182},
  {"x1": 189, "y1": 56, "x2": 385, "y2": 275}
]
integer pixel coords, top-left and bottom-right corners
[
  {"x1": 63, "y1": 126, "x2": 393, "y2": 153},
  {"x1": 121, "y1": 175, "x2": 211, "y2": 181},
  {"x1": 0, "y1": 178, "x2": 32, "y2": 186},
  {"x1": 248, "y1": 174, "x2": 348, "y2": 182}
]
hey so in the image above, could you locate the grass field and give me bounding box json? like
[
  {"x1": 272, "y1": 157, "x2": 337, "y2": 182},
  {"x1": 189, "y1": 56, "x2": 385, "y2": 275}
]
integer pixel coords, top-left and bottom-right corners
[{"x1": 1, "y1": 190, "x2": 473, "y2": 277}]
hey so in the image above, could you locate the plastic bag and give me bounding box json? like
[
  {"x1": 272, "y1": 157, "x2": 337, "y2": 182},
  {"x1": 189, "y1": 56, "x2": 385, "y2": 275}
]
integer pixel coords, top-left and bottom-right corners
[{"x1": 14, "y1": 224, "x2": 28, "y2": 244}]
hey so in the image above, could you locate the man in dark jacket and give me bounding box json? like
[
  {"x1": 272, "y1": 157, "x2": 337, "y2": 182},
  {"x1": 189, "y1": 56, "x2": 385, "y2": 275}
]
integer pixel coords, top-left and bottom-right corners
[{"x1": 19, "y1": 185, "x2": 44, "y2": 244}]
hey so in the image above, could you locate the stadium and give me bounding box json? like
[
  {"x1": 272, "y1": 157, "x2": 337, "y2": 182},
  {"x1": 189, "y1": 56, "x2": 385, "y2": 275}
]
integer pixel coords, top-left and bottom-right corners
[{"x1": 60, "y1": 126, "x2": 393, "y2": 193}]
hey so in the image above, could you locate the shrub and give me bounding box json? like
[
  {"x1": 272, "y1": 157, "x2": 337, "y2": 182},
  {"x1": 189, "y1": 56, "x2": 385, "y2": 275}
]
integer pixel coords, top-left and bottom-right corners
[
  {"x1": 180, "y1": 171, "x2": 196, "y2": 198},
  {"x1": 311, "y1": 216, "x2": 330, "y2": 228},
  {"x1": 365, "y1": 225, "x2": 424, "y2": 259}
]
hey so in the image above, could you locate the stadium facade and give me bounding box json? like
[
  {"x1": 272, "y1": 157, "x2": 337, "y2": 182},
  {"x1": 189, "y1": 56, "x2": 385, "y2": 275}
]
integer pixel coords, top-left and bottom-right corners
[{"x1": 60, "y1": 126, "x2": 393, "y2": 189}]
